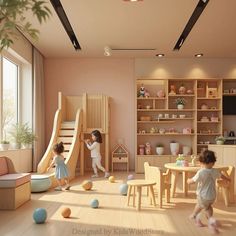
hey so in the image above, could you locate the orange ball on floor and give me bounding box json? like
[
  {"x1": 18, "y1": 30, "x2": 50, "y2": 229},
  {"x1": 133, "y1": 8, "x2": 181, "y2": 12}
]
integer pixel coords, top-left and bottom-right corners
[{"x1": 61, "y1": 207, "x2": 71, "y2": 218}]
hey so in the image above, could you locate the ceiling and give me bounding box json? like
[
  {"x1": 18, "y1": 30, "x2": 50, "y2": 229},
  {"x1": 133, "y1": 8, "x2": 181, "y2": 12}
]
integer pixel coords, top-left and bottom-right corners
[{"x1": 26, "y1": 0, "x2": 236, "y2": 58}]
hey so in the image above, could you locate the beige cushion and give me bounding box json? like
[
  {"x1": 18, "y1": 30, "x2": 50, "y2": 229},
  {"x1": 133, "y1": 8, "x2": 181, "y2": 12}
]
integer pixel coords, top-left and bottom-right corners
[
  {"x1": 0, "y1": 173, "x2": 31, "y2": 188},
  {"x1": 0, "y1": 157, "x2": 8, "y2": 176}
]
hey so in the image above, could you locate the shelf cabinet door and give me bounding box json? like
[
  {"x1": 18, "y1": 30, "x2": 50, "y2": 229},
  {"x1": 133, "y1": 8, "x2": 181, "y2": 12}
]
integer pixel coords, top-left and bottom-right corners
[
  {"x1": 222, "y1": 147, "x2": 236, "y2": 166},
  {"x1": 208, "y1": 145, "x2": 223, "y2": 165},
  {"x1": 136, "y1": 156, "x2": 153, "y2": 173}
]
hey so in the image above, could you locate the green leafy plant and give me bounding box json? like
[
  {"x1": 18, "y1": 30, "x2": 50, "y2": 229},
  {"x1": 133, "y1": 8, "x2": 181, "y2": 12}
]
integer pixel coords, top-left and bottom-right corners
[
  {"x1": 0, "y1": 0, "x2": 51, "y2": 50},
  {"x1": 156, "y1": 143, "x2": 164, "y2": 147},
  {"x1": 215, "y1": 136, "x2": 225, "y2": 142},
  {"x1": 9, "y1": 123, "x2": 25, "y2": 144},
  {"x1": 176, "y1": 154, "x2": 185, "y2": 161},
  {"x1": 174, "y1": 97, "x2": 187, "y2": 105},
  {"x1": 21, "y1": 129, "x2": 36, "y2": 145},
  {"x1": 0, "y1": 140, "x2": 9, "y2": 144}
]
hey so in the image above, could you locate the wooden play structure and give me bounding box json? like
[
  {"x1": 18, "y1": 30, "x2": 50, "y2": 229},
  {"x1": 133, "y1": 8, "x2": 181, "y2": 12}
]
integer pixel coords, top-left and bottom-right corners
[{"x1": 37, "y1": 92, "x2": 109, "y2": 186}]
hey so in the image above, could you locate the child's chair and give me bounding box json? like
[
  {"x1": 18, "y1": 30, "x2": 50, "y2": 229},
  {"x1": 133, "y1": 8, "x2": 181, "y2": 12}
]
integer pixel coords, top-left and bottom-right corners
[
  {"x1": 216, "y1": 166, "x2": 235, "y2": 206},
  {"x1": 144, "y1": 162, "x2": 171, "y2": 208}
]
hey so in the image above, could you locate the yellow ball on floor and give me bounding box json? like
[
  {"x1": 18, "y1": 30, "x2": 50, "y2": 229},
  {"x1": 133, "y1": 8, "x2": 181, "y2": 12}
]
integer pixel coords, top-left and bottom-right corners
[
  {"x1": 82, "y1": 180, "x2": 93, "y2": 190},
  {"x1": 109, "y1": 176, "x2": 115, "y2": 183},
  {"x1": 61, "y1": 207, "x2": 71, "y2": 218}
]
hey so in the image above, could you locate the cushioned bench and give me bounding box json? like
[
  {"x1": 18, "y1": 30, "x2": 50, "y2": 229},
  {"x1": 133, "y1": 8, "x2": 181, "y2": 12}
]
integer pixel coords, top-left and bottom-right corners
[{"x1": 0, "y1": 156, "x2": 31, "y2": 210}]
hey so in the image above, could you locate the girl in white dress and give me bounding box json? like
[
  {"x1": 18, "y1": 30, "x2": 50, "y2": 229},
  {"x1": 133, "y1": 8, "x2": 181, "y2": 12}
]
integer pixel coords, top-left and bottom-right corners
[{"x1": 85, "y1": 130, "x2": 109, "y2": 178}]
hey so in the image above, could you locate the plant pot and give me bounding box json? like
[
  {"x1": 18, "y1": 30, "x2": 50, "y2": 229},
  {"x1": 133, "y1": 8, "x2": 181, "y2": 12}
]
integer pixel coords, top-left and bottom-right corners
[
  {"x1": 156, "y1": 147, "x2": 164, "y2": 155},
  {"x1": 216, "y1": 140, "x2": 224, "y2": 145},
  {"x1": 11, "y1": 143, "x2": 21, "y2": 149},
  {"x1": 177, "y1": 104, "x2": 184, "y2": 110},
  {"x1": 170, "y1": 142, "x2": 180, "y2": 156},
  {"x1": 21, "y1": 143, "x2": 32, "y2": 149},
  {"x1": 0, "y1": 144, "x2": 10, "y2": 151},
  {"x1": 183, "y1": 146, "x2": 191, "y2": 155}
]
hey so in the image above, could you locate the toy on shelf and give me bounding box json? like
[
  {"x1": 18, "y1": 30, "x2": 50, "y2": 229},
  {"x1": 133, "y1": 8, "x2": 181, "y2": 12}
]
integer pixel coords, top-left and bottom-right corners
[
  {"x1": 145, "y1": 142, "x2": 152, "y2": 155},
  {"x1": 139, "y1": 84, "x2": 146, "y2": 97},
  {"x1": 179, "y1": 84, "x2": 186, "y2": 94},
  {"x1": 144, "y1": 90, "x2": 150, "y2": 98},
  {"x1": 207, "y1": 87, "x2": 218, "y2": 98},
  {"x1": 201, "y1": 103, "x2": 208, "y2": 110},
  {"x1": 139, "y1": 145, "x2": 145, "y2": 155},
  {"x1": 183, "y1": 127, "x2": 192, "y2": 134},
  {"x1": 150, "y1": 127, "x2": 156, "y2": 134},
  {"x1": 157, "y1": 90, "x2": 165, "y2": 98},
  {"x1": 169, "y1": 85, "x2": 176, "y2": 95}
]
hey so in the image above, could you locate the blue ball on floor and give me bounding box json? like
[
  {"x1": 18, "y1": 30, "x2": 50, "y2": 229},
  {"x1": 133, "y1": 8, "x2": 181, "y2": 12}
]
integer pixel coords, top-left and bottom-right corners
[
  {"x1": 127, "y1": 174, "x2": 134, "y2": 180},
  {"x1": 119, "y1": 183, "x2": 128, "y2": 196},
  {"x1": 33, "y1": 208, "x2": 47, "y2": 224},
  {"x1": 90, "y1": 199, "x2": 99, "y2": 208}
]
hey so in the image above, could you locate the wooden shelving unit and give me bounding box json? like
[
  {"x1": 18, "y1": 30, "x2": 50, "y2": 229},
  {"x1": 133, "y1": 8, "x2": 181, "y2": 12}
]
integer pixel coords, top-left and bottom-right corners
[{"x1": 135, "y1": 78, "x2": 223, "y2": 173}]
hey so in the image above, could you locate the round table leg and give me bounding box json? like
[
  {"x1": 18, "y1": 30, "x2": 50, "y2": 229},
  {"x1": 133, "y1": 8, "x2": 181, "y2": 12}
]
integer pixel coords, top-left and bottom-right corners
[
  {"x1": 137, "y1": 186, "x2": 142, "y2": 211},
  {"x1": 149, "y1": 185, "x2": 156, "y2": 207},
  {"x1": 127, "y1": 185, "x2": 132, "y2": 206},
  {"x1": 171, "y1": 170, "x2": 178, "y2": 197},
  {"x1": 133, "y1": 187, "x2": 136, "y2": 207}
]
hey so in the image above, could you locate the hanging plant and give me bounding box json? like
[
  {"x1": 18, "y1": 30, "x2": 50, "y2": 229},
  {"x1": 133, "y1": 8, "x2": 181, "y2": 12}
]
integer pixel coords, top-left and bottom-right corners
[{"x1": 0, "y1": 0, "x2": 51, "y2": 50}]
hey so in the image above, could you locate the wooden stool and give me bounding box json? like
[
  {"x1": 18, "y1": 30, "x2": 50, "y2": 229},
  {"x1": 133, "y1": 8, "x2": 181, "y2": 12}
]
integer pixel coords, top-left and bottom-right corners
[{"x1": 127, "y1": 180, "x2": 156, "y2": 211}]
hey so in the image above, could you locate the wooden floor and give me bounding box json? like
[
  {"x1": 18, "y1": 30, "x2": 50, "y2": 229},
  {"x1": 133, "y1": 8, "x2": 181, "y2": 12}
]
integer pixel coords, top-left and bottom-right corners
[{"x1": 0, "y1": 172, "x2": 236, "y2": 236}]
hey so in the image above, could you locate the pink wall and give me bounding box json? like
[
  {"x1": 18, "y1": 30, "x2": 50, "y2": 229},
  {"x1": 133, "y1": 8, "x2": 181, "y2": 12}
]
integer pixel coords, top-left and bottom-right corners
[{"x1": 44, "y1": 58, "x2": 135, "y2": 169}]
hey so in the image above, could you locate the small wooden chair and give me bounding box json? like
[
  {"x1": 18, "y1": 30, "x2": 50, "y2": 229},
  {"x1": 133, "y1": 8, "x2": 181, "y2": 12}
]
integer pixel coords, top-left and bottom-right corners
[
  {"x1": 144, "y1": 162, "x2": 171, "y2": 208},
  {"x1": 216, "y1": 166, "x2": 235, "y2": 206}
]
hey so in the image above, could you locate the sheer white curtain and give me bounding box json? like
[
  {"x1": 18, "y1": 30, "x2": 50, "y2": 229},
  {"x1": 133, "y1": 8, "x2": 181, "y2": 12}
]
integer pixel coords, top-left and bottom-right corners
[{"x1": 33, "y1": 48, "x2": 45, "y2": 171}]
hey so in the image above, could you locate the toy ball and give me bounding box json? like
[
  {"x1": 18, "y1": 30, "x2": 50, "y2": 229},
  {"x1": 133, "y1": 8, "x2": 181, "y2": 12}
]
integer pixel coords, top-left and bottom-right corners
[
  {"x1": 109, "y1": 176, "x2": 115, "y2": 183},
  {"x1": 33, "y1": 208, "x2": 47, "y2": 224},
  {"x1": 82, "y1": 180, "x2": 93, "y2": 190},
  {"x1": 127, "y1": 174, "x2": 134, "y2": 180},
  {"x1": 61, "y1": 207, "x2": 71, "y2": 218},
  {"x1": 90, "y1": 199, "x2": 99, "y2": 208},
  {"x1": 119, "y1": 183, "x2": 128, "y2": 196}
]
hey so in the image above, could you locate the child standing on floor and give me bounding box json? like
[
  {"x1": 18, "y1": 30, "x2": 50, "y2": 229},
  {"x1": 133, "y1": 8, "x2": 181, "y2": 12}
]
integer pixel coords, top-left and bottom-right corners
[
  {"x1": 187, "y1": 150, "x2": 230, "y2": 234},
  {"x1": 47, "y1": 142, "x2": 71, "y2": 191},
  {"x1": 84, "y1": 130, "x2": 109, "y2": 178}
]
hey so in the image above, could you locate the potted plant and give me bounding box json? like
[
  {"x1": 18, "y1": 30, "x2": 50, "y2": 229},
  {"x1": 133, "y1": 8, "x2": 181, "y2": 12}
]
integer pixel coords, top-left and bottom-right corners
[
  {"x1": 175, "y1": 97, "x2": 187, "y2": 109},
  {"x1": 215, "y1": 136, "x2": 225, "y2": 145},
  {"x1": 156, "y1": 144, "x2": 164, "y2": 155},
  {"x1": 170, "y1": 140, "x2": 180, "y2": 156},
  {"x1": 21, "y1": 128, "x2": 37, "y2": 149},
  {"x1": 0, "y1": 140, "x2": 10, "y2": 151}
]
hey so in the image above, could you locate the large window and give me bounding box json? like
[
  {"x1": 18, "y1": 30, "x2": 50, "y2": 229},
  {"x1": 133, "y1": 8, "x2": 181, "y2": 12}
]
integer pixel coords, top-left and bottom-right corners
[{"x1": 2, "y1": 57, "x2": 19, "y2": 139}]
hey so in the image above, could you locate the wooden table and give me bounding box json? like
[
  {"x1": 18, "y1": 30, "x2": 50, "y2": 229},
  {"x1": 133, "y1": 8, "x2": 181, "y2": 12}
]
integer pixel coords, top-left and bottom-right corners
[
  {"x1": 127, "y1": 180, "x2": 156, "y2": 211},
  {"x1": 164, "y1": 163, "x2": 229, "y2": 197}
]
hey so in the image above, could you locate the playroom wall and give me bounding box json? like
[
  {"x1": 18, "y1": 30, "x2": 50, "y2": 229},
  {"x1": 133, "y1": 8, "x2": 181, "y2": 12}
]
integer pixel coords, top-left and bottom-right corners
[
  {"x1": 44, "y1": 57, "x2": 236, "y2": 171},
  {"x1": 44, "y1": 58, "x2": 135, "y2": 170}
]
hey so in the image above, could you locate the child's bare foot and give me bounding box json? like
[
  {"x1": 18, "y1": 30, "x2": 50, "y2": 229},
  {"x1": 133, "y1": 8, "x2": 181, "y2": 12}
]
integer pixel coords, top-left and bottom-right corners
[
  {"x1": 209, "y1": 218, "x2": 220, "y2": 234},
  {"x1": 189, "y1": 214, "x2": 205, "y2": 227},
  {"x1": 195, "y1": 218, "x2": 204, "y2": 227}
]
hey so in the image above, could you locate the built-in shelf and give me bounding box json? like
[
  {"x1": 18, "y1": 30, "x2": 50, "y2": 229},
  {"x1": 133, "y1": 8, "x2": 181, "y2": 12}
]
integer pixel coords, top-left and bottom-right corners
[
  {"x1": 168, "y1": 94, "x2": 195, "y2": 97},
  {"x1": 197, "y1": 133, "x2": 221, "y2": 136},
  {"x1": 137, "y1": 97, "x2": 166, "y2": 100},
  {"x1": 168, "y1": 109, "x2": 195, "y2": 112},
  {"x1": 223, "y1": 94, "x2": 236, "y2": 96},
  {"x1": 197, "y1": 97, "x2": 221, "y2": 100},
  {"x1": 197, "y1": 109, "x2": 221, "y2": 112},
  {"x1": 137, "y1": 121, "x2": 175, "y2": 124},
  {"x1": 197, "y1": 121, "x2": 220, "y2": 123},
  {"x1": 197, "y1": 144, "x2": 210, "y2": 146},
  {"x1": 137, "y1": 109, "x2": 168, "y2": 112},
  {"x1": 137, "y1": 154, "x2": 192, "y2": 158},
  {"x1": 137, "y1": 133, "x2": 195, "y2": 136}
]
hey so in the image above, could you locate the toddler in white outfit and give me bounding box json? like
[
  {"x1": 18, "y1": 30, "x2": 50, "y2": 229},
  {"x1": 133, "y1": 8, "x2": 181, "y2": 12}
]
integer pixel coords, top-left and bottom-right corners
[{"x1": 85, "y1": 130, "x2": 109, "y2": 178}]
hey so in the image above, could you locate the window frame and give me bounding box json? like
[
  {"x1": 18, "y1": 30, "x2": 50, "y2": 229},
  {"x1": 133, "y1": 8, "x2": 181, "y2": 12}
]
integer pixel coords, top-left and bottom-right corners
[{"x1": 0, "y1": 50, "x2": 22, "y2": 141}]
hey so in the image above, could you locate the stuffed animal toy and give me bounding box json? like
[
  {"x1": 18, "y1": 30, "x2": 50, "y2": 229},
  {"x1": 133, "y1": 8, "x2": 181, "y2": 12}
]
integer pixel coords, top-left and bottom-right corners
[
  {"x1": 145, "y1": 142, "x2": 152, "y2": 155},
  {"x1": 139, "y1": 84, "x2": 145, "y2": 97}
]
